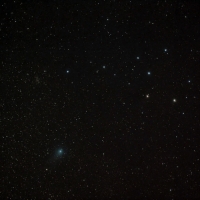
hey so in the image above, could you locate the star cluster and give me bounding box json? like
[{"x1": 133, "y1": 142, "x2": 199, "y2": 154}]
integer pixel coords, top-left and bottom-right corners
[{"x1": 1, "y1": 0, "x2": 200, "y2": 199}]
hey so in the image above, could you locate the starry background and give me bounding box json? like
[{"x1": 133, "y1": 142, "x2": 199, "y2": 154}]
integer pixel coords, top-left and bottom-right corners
[{"x1": 1, "y1": 0, "x2": 200, "y2": 199}]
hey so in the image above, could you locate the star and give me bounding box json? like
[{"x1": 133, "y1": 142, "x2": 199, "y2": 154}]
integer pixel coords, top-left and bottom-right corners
[
  {"x1": 66, "y1": 70, "x2": 70, "y2": 73},
  {"x1": 147, "y1": 72, "x2": 151, "y2": 75},
  {"x1": 173, "y1": 99, "x2": 177, "y2": 102},
  {"x1": 146, "y1": 94, "x2": 149, "y2": 98}
]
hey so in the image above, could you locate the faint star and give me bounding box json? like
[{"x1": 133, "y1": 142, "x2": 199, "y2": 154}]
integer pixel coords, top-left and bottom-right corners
[
  {"x1": 136, "y1": 57, "x2": 140, "y2": 59},
  {"x1": 147, "y1": 72, "x2": 151, "y2": 75},
  {"x1": 66, "y1": 70, "x2": 70, "y2": 73},
  {"x1": 146, "y1": 94, "x2": 149, "y2": 98},
  {"x1": 103, "y1": 65, "x2": 106, "y2": 69},
  {"x1": 173, "y1": 99, "x2": 177, "y2": 102}
]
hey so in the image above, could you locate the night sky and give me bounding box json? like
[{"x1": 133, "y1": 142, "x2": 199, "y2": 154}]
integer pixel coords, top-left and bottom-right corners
[{"x1": 1, "y1": 0, "x2": 200, "y2": 199}]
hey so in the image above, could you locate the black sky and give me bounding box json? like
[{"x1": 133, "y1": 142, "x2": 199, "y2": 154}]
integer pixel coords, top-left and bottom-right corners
[{"x1": 1, "y1": 0, "x2": 200, "y2": 199}]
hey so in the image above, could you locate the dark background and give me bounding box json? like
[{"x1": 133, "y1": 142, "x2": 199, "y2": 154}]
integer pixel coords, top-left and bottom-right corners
[{"x1": 1, "y1": 0, "x2": 200, "y2": 199}]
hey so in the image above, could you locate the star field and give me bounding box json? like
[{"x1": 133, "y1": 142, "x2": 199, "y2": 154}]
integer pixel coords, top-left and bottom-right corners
[{"x1": 1, "y1": 0, "x2": 200, "y2": 199}]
